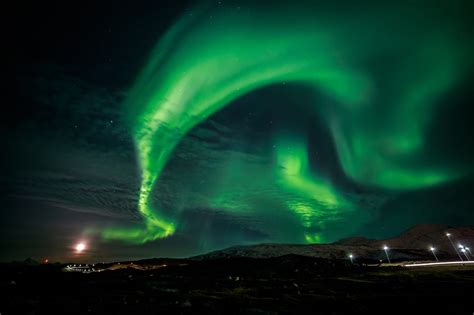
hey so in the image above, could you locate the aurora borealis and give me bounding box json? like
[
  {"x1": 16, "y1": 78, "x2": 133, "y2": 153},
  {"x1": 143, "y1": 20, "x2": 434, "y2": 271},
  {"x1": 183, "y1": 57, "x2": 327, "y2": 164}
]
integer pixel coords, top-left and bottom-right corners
[
  {"x1": 3, "y1": 0, "x2": 474, "y2": 262},
  {"x1": 102, "y1": 0, "x2": 473, "y2": 244}
]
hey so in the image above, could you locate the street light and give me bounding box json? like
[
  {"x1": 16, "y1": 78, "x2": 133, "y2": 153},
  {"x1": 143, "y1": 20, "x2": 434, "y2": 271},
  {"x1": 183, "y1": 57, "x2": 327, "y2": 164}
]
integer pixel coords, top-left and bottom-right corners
[
  {"x1": 429, "y1": 247, "x2": 438, "y2": 262},
  {"x1": 349, "y1": 254, "x2": 354, "y2": 264},
  {"x1": 466, "y1": 247, "x2": 472, "y2": 258},
  {"x1": 383, "y1": 245, "x2": 391, "y2": 264},
  {"x1": 459, "y1": 245, "x2": 471, "y2": 261},
  {"x1": 460, "y1": 248, "x2": 470, "y2": 261},
  {"x1": 446, "y1": 232, "x2": 463, "y2": 261}
]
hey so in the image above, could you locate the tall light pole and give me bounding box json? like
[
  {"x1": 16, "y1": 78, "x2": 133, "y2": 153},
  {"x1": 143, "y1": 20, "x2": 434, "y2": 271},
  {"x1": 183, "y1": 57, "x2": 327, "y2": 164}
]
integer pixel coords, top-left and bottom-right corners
[
  {"x1": 349, "y1": 254, "x2": 354, "y2": 264},
  {"x1": 446, "y1": 233, "x2": 463, "y2": 261},
  {"x1": 466, "y1": 247, "x2": 472, "y2": 258},
  {"x1": 460, "y1": 248, "x2": 470, "y2": 261},
  {"x1": 383, "y1": 245, "x2": 391, "y2": 264},
  {"x1": 459, "y1": 245, "x2": 471, "y2": 261},
  {"x1": 430, "y1": 247, "x2": 439, "y2": 262}
]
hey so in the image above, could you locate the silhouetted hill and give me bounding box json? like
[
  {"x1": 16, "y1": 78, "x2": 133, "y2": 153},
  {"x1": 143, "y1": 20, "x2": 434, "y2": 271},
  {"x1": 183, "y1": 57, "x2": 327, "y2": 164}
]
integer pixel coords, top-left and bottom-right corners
[
  {"x1": 380, "y1": 224, "x2": 473, "y2": 250},
  {"x1": 192, "y1": 224, "x2": 474, "y2": 262}
]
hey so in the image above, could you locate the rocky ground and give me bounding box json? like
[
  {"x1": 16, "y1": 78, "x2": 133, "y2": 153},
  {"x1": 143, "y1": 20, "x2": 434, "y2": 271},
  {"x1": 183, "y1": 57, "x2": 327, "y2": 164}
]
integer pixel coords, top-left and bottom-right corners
[{"x1": 1, "y1": 255, "x2": 474, "y2": 314}]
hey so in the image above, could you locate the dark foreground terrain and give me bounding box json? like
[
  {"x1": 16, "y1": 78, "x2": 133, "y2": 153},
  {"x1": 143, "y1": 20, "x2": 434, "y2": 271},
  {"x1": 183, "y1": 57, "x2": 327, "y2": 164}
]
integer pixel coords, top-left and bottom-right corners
[{"x1": 1, "y1": 256, "x2": 473, "y2": 314}]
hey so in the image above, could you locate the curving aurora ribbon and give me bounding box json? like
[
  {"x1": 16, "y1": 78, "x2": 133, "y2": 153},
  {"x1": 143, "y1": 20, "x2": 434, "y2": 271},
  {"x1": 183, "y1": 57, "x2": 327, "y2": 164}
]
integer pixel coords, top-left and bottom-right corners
[{"x1": 102, "y1": 1, "x2": 472, "y2": 243}]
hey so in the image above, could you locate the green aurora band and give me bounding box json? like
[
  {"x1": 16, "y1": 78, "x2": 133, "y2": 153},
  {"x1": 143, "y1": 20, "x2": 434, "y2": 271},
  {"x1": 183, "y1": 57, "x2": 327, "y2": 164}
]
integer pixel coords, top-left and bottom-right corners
[
  {"x1": 275, "y1": 135, "x2": 350, "y2": 243},
  {"x1": 102, "y1": 1, "x2": 473, "y2": 243}
]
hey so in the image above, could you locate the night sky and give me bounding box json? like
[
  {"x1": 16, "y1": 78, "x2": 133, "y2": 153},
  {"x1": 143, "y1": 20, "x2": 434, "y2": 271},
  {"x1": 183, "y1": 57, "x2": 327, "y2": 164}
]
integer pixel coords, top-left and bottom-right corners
[{"x1": 3, "y1": 0, "x2": 474, "y2": 262}]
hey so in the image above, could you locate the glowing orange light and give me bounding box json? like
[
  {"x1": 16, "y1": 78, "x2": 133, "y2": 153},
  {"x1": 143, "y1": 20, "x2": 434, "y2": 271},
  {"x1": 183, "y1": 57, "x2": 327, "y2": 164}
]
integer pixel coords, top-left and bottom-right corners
[{"x1": 76, "y1": 243, "x2": 86, "y2": 252}]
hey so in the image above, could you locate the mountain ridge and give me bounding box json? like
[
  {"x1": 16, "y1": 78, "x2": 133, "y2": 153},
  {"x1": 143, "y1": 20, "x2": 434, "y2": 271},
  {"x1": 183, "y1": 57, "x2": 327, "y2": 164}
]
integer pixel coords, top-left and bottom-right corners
[{"x1": 191, "y1": 224, "x2": 474, "y2": 261}]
